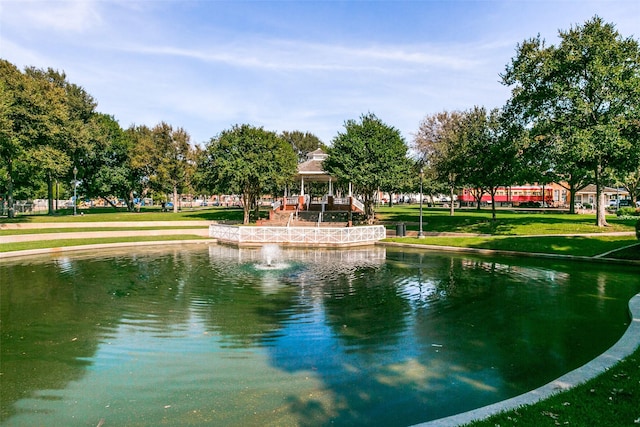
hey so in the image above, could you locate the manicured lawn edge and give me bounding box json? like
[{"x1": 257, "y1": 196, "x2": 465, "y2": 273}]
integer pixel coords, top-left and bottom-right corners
[
  {"x1": 0, "y1": 236, "x2": 212, "y2": 256},
  {"x1": 381, "y1": 241, "x2": 640, "y2": 266}
]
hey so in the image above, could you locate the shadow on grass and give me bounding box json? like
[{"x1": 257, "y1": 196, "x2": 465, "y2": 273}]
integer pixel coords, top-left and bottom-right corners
[
  {"x1": 393, "y1": 235, "x2": 640, "y2": 259},
  {"x1": 378, "y1": 206, "x2": 637, "y2": 235}
]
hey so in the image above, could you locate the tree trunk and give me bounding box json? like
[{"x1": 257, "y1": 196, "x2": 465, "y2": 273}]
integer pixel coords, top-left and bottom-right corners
[
  {"x1": 569, "y1": 184, "x2": 578, "y2": 214},
  {"x1": 596, "y1": 185, "x2": 608, "y2": 227},
  {"x1": 365, "y1": 197, "x2": 375, "y2": 224},
  {"x1": 173, "y1": 185, "x2": 178, "y2": 213},
  {"x1": 47, "y1": 172, "x2": 54, "y2": 215},
  {"x1": 128, "y1": 190, "x2": 136, "y2": 212},
  {"x1": 449, "y1": 186, "x2": 455, "y2": 216},
  {"x1": 7, "y1": 159, "x2": 14, "y2": 218},
  {"x1": 242, "y1": 190, "x2": 251, "y2": 224},
  {"x1": 253, "y1": 195, "x2": 260, "y2": 222},
  {"x1": 102, "y1": 196, "x2": 117, "y2": 208},
  {"x1": 595, "y1": 166, "x2": 608, "y2": 227},
  {"x1": 490, "y1": 190, "x2": 497, "y2": 220}
]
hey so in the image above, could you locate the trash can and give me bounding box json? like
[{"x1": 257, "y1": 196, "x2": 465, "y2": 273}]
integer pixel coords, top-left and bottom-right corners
[{"x1": 396, "y1": 223, "x2": 406, "y2": 237}]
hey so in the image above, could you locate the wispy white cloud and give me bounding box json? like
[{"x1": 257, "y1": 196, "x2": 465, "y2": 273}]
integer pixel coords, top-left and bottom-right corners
[
  {"x1": 1, "y1": 0, "x2": 638, "y2": 145},
  {"x1": 1, "y1": 0, "x2": 103, "y2": 33},
  {"x1": 114, "y1": 38, "x2": 482, "y2": 74}
]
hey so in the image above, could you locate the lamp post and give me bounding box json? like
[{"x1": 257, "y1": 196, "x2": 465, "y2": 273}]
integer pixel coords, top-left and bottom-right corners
[
  {"x1": 418, "y1": 168, "x2": 424, "y2": 238},
  {"x1": 73, "y1": 166, "x2": 78, "y2": 216}
]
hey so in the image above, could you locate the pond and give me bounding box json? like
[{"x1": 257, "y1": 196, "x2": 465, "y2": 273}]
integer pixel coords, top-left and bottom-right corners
[{"x1": 1, "y1": 244, "x2": 639, "y2": 426}]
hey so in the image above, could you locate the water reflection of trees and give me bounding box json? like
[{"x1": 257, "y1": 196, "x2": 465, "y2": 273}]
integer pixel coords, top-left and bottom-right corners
[{"x1": 278, "y1": 248, "x2": 640, "y2": 425}]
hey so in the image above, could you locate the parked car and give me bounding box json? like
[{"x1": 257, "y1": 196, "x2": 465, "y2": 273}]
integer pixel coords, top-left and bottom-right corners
[
  {"x1": 519, "y1": 201, "x2": 541, "y2": 208},
  {"x1": 610, "y1": 199, "x2": 633, "y2": 208}
]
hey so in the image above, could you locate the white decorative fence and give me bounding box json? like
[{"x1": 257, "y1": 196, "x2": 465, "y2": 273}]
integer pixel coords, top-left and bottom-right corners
[{"x1": 209, "y1": 224, "x2": 386, "y2": 246}]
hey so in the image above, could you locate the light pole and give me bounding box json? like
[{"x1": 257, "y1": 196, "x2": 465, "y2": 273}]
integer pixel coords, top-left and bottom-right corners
[
  {"x1": 418, "y1": 168, "x2": 424, "y2": 238},
  {"x1": 73, "y1": 166, "x2": 78, "y2": 216}
]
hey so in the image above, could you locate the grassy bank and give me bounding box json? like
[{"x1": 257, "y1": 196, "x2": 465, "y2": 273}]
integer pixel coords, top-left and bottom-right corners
[
  {"x1": 0, "y1": 235, "x2": 209, "y2": 253},
  {"x1": 375, "y1": 205, "x2": 637, "y2": 235},
  {"x1": 463, "y1": 346, "x2": 640, "y2": 427},
  {"x1": 386, "y1": 235, "x2": 640, "y2": 259},
  {"x1": 0, "y1": 206, "x2": 245, "y2": 223}
]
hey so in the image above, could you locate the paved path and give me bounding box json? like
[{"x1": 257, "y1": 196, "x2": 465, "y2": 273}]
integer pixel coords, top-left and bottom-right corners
[
  {"x1": 0, "y1": 221, "x2": 212, "y2": 244},
  {"x1": 0, "y1": 220, "x2": 211, "y2": 230}
]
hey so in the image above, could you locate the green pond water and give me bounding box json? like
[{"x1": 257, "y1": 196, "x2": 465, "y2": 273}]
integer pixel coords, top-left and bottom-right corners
[{"x1": 1, "y1": 243, "x2": 639, "y2": 426}]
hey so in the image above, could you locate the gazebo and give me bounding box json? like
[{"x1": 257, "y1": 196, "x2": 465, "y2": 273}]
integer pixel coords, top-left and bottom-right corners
[
  {"x1": 270, "y1": 149, "x2": 363, "y2": 222},
  {"x1": 296, "y1": 148, "x2": 334, "y2": 197}
]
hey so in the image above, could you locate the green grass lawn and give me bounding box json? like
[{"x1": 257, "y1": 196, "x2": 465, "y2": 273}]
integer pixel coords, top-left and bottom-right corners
[
  {"x1": 375, "y1": 205, "x2": 637, "y2": 235},
  {"x1": 0, "y1": 206, "x2": 246, "y2": 223},
  {"x1": 0, "y1": 235, "x2": 209, "y2": 252},
  {"x1": 0, "y1": 226, "x2": 207, "y2": 236},
  {"x1": 386, "y1": 235, "x2": 640, "y2": 258}
]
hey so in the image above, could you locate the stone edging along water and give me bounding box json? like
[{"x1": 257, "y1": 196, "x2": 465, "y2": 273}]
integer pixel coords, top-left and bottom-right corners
[{"x1": 1, "y1": 237, "x2": 639, "y2": 426}]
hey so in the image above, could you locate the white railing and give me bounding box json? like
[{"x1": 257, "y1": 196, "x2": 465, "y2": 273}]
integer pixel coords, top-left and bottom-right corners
[
  {"x1": 285, "y1": 197, "x2": 298, "y2": 206},
  {"x1": 333, "y1": 197, "x2": 348, "y2": 205},
  {"x1": 351, "y1": 197, "x2": 365, "y2": 213},
  {"x1": 210, "y1": 224, "x2": 386, "y2": 245},
  {"x1": 271, "y1": 199, "x2": 282, "y2": 211}
]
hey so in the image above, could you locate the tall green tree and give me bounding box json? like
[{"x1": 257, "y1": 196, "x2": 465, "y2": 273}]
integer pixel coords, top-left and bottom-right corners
[
  {"x1": 0, "y1": 60, "x2": 70, "y2": 217},
  {"x1": 81, "y1": 113, "x2": 136, "y2": 209},
  {"x1": 280, "y1": 131, "x2": 326, "y2": 162},
  {"x1": 324, "y1": 113, "x2": 409, "y2": 222},
  {"x1": 413, "y1": 110, "x2": 467, "y2": 216},
  {"x1": 198, "y1": 124, "x2": 297, "y2": 224},
  {"x1": 127, "y1": 124, "x2": 156, "y2": 203},
  {"x1": 150, "y1": 122, "x2": 192, "y2": 213},
  {"x1": 462, "y1": 107, "x2": 522, "y2": 220},
  {"x1": 24, "y1": 67, "x2": 97, "y2": 214},
  {"x1": 502, "y1": 16, "x2": 640, "y2": 226}
]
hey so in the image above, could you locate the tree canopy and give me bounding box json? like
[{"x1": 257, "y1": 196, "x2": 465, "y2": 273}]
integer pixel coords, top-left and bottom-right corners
[
  {"x1": 280, "y1": 131, "x2": 326, "y2": 162},
  {"x1": 502, "y1": 16, "x2": 640, "y2": 226},
  {"x1": 197, "y1": 124, "x2": 298, "y2": 224},
  {"x1": 324, "y1": 113, "x2": 410, "y2": 222}
]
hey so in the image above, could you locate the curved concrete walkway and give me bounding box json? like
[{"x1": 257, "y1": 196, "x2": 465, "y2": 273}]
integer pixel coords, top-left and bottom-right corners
[{"x1": 414, "y1": 292, "x2": 640, "y2": 426}]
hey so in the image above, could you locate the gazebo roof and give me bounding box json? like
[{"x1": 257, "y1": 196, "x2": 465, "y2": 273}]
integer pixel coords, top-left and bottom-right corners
[{"x1": 296, "y1": 149, "x2": 333, "y2": 182}]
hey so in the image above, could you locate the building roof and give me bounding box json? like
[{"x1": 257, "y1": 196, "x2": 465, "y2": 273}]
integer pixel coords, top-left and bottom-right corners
[
  {"x1": 296, "y1": 149, "x2": 332, "y2": 182},
  {"x1": 576, "y1": 185, "x2": 629, "y2": 195}
]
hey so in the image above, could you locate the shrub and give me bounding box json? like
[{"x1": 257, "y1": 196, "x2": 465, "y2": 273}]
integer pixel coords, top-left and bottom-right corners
[
  {"x1": 636, "y1": 219, "x2": 640, "y2": 240},
  {"x1": 616, "y1": 207, "x2": 640, "y2": 217}
]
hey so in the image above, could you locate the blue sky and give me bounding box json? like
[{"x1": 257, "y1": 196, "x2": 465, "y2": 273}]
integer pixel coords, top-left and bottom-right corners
[{"x1": 1, "y1": 0, "x2": 639, "y2": 146}]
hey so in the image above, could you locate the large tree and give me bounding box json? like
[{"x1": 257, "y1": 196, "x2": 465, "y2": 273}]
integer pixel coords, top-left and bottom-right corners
[
  {"x1": 81, "y1": 113, "x2": 136, "y2": 209},
  {"x1": 502, "y1": 16, "x2": 640, "y2": 226},
  {"x1": 0, "y1": 60, "x2": 70, "y2": 217},
  {"x1": 413, "y1": 110, "x2": 467, "y2": 216},
  {"x1": 280, "y1": 131, "x2": 326, "y2": 162},
  {"x1": 198, "y1": 124, "x2": 298, "y2": 224},
  {"x1": 461, "y1": 107, "x2": 522, "y2": 220},
  {"x1": 324, "y1": 113, "x2": 409, "y2": 222},
  {"x1": 25, "y1": 67, "x2": 97, "y2": 215},
  {"x1": 150, "y1": 122, "x2": 192, "y2": 213}
]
